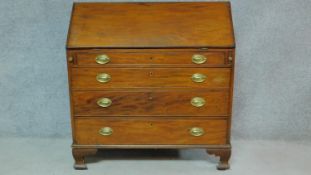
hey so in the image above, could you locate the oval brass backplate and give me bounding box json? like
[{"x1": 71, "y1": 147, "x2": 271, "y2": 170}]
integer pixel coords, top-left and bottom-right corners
[
  {"x1": 96, "y1": 73, "x2": 111, "y2": 83},
  {"x1": 189, "y1": 127, "x2": 205, "y2": 137},
  {"x1": 99, "y1": 127, "x2": 113, "y2": 136},
  {"x1": 192, "y1": 54, "x2": 207, "y2": 64},
  {"x1": 97, "y1": 98, "x2": 112, "y2": 108},
  {"x1": 191, "y1": 73, "x2": 207, "y2": 83},
  {"x1": 191, "y1": 97, "x2": 206, "y2": 107},
  {"x1": 96, "y1": 54, "x2": 110, "y2": 64}
]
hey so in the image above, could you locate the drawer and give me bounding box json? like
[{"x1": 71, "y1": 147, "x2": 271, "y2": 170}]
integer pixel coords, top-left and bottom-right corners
[
  {"x1": 74, "y1": 118, "x2": 228, "y2": 145},
  {"x1": 75, "y1": 51, "x2": 227, "y2": 66},
  {"x1": 71, "y1": 68, "x2": 231, "y2": 89},
  {"x1": 72, "y1": 90, "x2": 229, "y2": 116}
]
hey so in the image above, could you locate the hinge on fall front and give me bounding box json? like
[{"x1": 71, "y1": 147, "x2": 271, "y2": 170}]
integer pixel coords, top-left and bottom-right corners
[
  {"x1": 228, "y1": 56, "x2": 233, "y2": 62},
  {"x1": 68, "y1": 56, "x2": 74, "y2": 62}
]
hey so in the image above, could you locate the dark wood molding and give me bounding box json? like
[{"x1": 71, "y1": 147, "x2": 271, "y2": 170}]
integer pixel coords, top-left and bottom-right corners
[{"x1": 72, "y1": 144, "x2": 231, "y2": 149}]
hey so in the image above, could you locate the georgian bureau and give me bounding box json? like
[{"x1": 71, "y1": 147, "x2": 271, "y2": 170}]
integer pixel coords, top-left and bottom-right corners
[{"x1": 66, "y1": 2, "x2": 235, "y2": 170}]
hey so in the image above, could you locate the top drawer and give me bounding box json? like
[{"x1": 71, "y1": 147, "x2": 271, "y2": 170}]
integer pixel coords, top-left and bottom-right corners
[{"x1": 73, "y1": 50, "x2": 229, "y2": 67}]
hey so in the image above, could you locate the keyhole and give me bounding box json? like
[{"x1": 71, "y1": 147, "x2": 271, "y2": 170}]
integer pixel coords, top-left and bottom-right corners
[{"x1": 149, "y1": 71, "x2": 153, "y2": 76}]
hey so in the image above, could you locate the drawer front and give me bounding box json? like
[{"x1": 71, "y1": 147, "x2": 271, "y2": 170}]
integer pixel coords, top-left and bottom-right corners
[
  {"x1": 72, "y1": 90, "x2": 229, "y2": 116},
  {"x1": 76, "y1": 51, "x2": 226, "y2": 66},
  {"x1": 74, "y1": 118, "x2": 228, "y2": 145},
  {"x1": 71, "y1": 68, "x2": 231, "y2": 89}
]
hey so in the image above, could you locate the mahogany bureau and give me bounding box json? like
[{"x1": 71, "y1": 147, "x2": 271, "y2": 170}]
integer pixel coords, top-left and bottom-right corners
[{"x1": 66, "y1": 2, "x2": 235, "y2": 170}]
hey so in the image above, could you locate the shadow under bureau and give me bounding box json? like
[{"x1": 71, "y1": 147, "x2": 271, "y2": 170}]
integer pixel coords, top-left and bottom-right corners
[{"x1": 66, "y1": 2, "x2": 235, "y2": 170}]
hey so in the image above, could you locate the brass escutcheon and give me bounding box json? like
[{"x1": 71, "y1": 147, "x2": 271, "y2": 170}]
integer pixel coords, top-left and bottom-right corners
[
  {"x1": 191, "y1": 97, "x2": 206, "y2": 107},
  {"x1": 192, "y1": 73, "x2": 207, "y2": 83},
  {"x1": 97, "y1": 98, "x2": 112, "y2": 108},
  {"x1": 95, "y1": 54, "x2": 110, "y2": 64},
  {"x1": 99, "y1": 127, "x2": 113, "y2": 136},
  {"x1": 189, "y1": 127, "x2": 205, "y2": 137},
  {"x1": 96, "y1": 73, "x2": 111, "y2": 83},
  {"x1": 192, "y1": 54, "x2": 207, "y2": 64}
]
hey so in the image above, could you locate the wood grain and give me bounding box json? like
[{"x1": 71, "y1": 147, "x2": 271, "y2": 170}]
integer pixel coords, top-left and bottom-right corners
[
  {"x1": 72, "y1": 90, "x2": 229, "y2": 116},
  {"x1": 71, "y1": 68, "x2": 231, "y2": 89},
  {"x1": 67, "y1": 2, "x2": 235, "y2": 48},
  {"x1": 74, "y1": 118, "x2": 228, "y2": 145},
  {"x1": 66, "y1": 1, "x2": 236, "y2": 170},
  {"x1": 76, "y1": 51, "x2": 226, "y2": 66}
]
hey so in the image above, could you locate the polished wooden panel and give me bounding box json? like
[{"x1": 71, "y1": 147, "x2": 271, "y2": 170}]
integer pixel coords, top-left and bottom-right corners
[
  {"x1": 74, "y1": 118, "x2": 228, "y2": 145},
  {"x1": 67, "y1": 1, "x2": 235, "y2": 170},
  {"x1": 72, "y1": 90, "x2": 229, "y2": 116},
  {"x1": 67, "y1": 2, "x2": 235, "y2": 48},
  {"x1": 71, "y1": 68, "x2": 231, "y2": 89},
  {"x1": 76, "y1": 51, "x2": 226, "y2": 66}
]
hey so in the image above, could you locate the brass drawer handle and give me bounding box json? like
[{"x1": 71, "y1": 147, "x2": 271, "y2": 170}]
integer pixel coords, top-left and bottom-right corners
[
  {"x1": 190, "y1": 127, "x2": 205, "y2": 137},
  {"x1": 192, "y1": 73, "x2": 206, "y2": 83},
  {"x1": 192, "y1": 54, "x2": 207, "y2": 64},
  {"x1": 96, "y1": 73, "x2": 111, "y2": 83},
  {"x1": 97, "y1": 98, "x2": 112, "y2": 108},
  {"x1": 99, "y1": 127, "x2": 113, "y2": 136},
  {"x1": 95, "y1": 54, "x2": 110, "y2": 64},
  {"x1": 191, "y1": 97, "x2": 206, "y2": 107}
]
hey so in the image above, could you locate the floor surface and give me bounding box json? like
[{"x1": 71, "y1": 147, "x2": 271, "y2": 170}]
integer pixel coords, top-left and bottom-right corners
[{"x1": 0, "y1": 138, "x2": 310, "y2": 175}]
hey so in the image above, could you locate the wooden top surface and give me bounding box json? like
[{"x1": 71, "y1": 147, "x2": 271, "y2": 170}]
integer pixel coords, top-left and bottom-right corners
[{"x1": 67, "y1": 2, "x2": 235, "y2": 49}]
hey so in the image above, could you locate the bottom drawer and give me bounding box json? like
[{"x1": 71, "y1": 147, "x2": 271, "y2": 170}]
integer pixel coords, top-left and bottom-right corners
[{"x1": 74, "y1": 118, "x2": 228, "y2": 145}]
